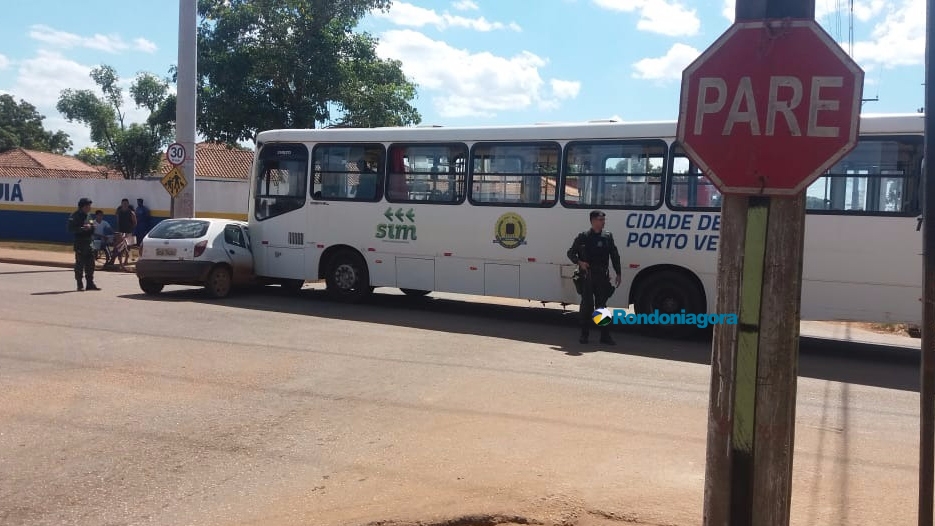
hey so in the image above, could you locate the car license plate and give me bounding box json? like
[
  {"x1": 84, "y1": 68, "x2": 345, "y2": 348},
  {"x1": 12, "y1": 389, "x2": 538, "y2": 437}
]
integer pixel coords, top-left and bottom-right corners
[{"x1": 156, "y1": 248, "x2": 177, "y2": 256}]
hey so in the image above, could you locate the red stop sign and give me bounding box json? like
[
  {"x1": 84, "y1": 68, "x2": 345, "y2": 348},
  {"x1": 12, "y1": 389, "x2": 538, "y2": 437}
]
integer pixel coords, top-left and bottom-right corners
[{"x1": 676, "y1": 20, "x2": 864, "y2": 196}]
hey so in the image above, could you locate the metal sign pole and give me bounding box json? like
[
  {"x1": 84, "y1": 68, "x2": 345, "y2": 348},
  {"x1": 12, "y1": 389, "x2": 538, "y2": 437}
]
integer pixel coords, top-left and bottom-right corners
[
  {"x1": 173, "y1": 0, "x2": 196, "y2": 218},
  {"x1": 919, "y1": 0, "x2": 935, "y2": 520}
]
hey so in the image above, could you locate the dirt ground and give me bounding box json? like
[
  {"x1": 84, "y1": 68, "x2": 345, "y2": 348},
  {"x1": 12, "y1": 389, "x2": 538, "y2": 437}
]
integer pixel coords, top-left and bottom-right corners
[{"x1": 848, "y1": 321, "x2": 918, "y2": 337}]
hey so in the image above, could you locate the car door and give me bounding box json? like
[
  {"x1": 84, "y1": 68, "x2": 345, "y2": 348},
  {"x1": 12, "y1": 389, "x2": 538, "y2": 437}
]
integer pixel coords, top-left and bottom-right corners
[{"x1": 222, "y1": 224, "x2": 255, "y2": 284}]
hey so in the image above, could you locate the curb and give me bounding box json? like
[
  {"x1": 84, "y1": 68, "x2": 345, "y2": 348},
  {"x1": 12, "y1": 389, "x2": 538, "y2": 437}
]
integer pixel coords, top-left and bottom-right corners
[
  {"x1": 0, "y1": 258, "x2": 74, "y2": 269},
  {"x1": 0, "y1": 258, "x2": 136, "y2": 272}
]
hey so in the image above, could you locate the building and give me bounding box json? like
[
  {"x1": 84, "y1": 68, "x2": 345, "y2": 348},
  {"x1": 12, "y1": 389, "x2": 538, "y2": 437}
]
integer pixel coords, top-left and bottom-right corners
[
  {"x1": 156, "y1": 142, "x2": 254, "y2": 181},
  {"x1": 0, "y1": 148, "x2": 120, "y2": 180},
  {"x1": 0, "y1": 143, "x2": 254, "y2": 243}
]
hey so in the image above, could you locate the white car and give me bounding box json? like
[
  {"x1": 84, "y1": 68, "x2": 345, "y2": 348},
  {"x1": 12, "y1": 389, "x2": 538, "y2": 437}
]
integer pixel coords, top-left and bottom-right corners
[{"x1": 135, "y1": 218, "x2": 259, "y2": 298}]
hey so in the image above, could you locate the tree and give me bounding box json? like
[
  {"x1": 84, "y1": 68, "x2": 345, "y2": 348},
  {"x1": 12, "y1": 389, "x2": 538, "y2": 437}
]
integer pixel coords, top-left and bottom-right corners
[
  {"x1": 0, "y1": 94, "x2": 72, "y2": 154},
  {"x1": 75, "y1": 146, "x2": 109, "y2": 166},
  {"x1": 195, "y1": 0, "x2": 421, "y2": 144},
  {"x1": 57, "y1": 65, "x2": 175, "y2": 179}
]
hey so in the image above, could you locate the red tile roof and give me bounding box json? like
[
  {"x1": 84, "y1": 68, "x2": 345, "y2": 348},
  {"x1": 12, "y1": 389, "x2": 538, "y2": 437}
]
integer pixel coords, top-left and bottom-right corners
[
  {"x1": 158, "y1": 142, "x2": 254, "y2": 180},
  {"x1": 0, "y1": 148, "x2": 109, "y2": 179},
  {"x1": 0, "y1": 166, "x2": 106, "y2": 179}
]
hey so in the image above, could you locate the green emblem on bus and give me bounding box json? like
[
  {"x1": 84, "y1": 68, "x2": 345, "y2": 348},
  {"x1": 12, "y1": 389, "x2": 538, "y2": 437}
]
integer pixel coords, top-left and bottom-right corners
[
  {"x1": 376, "y1": 207, "x2": 417, "y2": 242},
  {"x1": 494, "y1": 212, "x2": 526, "y2": 249}
]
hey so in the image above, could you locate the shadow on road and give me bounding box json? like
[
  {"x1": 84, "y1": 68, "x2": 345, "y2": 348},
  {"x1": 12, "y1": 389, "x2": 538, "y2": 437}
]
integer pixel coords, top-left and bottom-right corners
[{"x1": 122, "y1": 285, "x2": 921, "y2": 393}]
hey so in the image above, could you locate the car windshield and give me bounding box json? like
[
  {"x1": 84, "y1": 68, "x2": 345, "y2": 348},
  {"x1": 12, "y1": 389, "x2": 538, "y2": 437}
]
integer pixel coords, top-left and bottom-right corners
[{"x1": 147, "y1": 220, "x2": 210, "y2": 239}]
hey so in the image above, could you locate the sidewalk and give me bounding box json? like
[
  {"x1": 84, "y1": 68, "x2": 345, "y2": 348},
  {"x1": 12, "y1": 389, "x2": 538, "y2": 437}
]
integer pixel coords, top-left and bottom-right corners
[
  {"x1": 0, "y1": 247, "x2": 137, "y2": 272},
  {"x1": 0, "y1": 246, "x2": 921, "y2": 350}
]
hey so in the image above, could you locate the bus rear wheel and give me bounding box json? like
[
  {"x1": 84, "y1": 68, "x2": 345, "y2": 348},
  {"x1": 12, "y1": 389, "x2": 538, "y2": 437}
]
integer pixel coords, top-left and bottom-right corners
[
  {"x1": 326, "y1": 250, "x2": 371, "y2": 303},
  {"x1": 634, "y1": 270, "x2": 705, "y2": 334}
]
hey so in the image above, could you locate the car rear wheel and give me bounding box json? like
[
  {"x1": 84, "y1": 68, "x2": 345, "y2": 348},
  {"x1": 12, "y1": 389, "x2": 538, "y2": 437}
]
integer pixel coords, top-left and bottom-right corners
[
  {"x1": 205, "y1": 266, "x2": 232, "y2": 298},
  {"x1": 139, "y1": 278, "x2": 164, "y2": 295}
]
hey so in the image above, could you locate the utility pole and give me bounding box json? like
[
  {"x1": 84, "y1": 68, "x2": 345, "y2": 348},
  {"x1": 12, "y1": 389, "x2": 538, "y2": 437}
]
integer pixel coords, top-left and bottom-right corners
[
  {"x1": 919, "y1": 0, "x2": 935, "y2": 519},
  {"x1": 173, "y1": 0, "x2": 196, "y2": 218}
]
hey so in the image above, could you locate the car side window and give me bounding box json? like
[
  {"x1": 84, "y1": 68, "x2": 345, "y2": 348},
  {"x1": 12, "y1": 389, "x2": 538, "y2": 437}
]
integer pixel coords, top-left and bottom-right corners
[
  {"x1": 224, "y1": 225, "x2": 245, "y2": 248},
  {"x1": 240, "y1": 226, "x2": 251, "y2": 249}
]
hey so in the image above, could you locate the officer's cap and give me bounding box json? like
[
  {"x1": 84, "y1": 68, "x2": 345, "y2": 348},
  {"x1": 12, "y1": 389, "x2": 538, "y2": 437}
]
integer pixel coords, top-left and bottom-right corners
[
  {"x1": 78, "y1": 197, "x2": 92, "y2": 207},
  {"x1": 589, "y1": 210, "x2": 605, "y2": 220}
]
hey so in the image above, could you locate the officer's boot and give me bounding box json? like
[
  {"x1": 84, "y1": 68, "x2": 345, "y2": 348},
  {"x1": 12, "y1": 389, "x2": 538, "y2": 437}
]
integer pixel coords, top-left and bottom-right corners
[
  {"x1": 600, "y1": 327, "x2": 615, "y2": 345},
  {"x1": 76, "y1": 280, "x2": 84, "y2": 291}
]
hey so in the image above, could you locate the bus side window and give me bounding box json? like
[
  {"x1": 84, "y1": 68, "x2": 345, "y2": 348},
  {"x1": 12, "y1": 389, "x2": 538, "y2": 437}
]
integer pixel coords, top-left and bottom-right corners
[
  {"x1": 312, "y1": 144, "x2": 385, "y2": 202},
  {"x1": 469, "y1": 142, "x2": 559, "y2": 207},
  {"x1": 254, "y1": 143, "x2": 309, "y2": 221},
  {"x1": 804, "y1": 137, "x2": 923, "y2": 215},
  {"x1": 666, "y1": 146, "x2": 721, "y2": 211},
  {"x1": 387, "y1": 143, "x2": 468, "y2": 204},
  {"x1": 564, "y1": 140, "x2": 665, "y2": 209}
]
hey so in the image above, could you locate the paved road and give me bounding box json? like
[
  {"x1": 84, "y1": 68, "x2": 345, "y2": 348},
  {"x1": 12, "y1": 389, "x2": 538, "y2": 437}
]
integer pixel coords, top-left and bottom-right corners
[{"x1": 0, "y1": 262, "x2": 922, "y2": 526}]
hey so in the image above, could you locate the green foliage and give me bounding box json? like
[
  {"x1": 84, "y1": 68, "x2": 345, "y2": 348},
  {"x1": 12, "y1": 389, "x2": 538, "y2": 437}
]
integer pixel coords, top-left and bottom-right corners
[
  {"x1": 0, "y1": 94, "x2": 72, "y2": 154},
  {"x1": 75, "y1": 146, "x2": 109, "y2": 166},
  {"x1": 335, "y1": 33, "x2": 421, "y2": 128},
  {"x1": 57, "y1": 66, "x2": 174, "y2": 179},
  {"x1": 195, "y1": 0, "x2": 421, "y2": 143}
]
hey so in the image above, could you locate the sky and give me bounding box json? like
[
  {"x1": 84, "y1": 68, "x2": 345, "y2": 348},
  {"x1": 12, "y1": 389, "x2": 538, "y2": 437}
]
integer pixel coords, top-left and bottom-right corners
[{"x1": 0, "y1": 0, "x2": 926, "y2": 154}]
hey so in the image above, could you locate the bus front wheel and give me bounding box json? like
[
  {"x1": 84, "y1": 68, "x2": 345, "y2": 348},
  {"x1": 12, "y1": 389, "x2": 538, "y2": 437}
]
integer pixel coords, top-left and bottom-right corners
[{"x1": 326, "y1": 250, "x2": 371, "y2": 303}]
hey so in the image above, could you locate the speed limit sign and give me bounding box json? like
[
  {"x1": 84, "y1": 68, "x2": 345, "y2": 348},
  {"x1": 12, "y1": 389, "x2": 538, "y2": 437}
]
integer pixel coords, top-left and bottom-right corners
[{"x1": 166, "y1": 142, "x2": 186, "y2": 166}]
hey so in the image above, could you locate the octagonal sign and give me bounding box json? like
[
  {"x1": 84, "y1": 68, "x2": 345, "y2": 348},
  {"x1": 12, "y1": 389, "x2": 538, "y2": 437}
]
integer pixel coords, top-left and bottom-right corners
[{"x1": 676, "y1": 20, "x2": 864, "y2": 196}]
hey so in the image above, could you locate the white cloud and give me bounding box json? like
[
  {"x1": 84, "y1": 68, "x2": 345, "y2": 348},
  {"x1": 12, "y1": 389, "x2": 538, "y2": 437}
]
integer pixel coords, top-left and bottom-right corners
[
  {"x1": 0, "y1": 54, "x2": 9, "y2": 70},
  {"x1": 452, "y1": 0, "x2": 479, "y2": 10},
  {"x1": 10, "y1": 50, "x2": 96, "y2": 107},
  {"x1": 853, "y1": 0, "x2": 888, "y2": 21},
  {"x1": 593, "y1": 0, "x2": 700, "y2": 37},
  {"x1": 373, "y1": 1, "x2": 521, "y2": 32},
  {"x1": 550, "y1": 79, "x2": 581, "y2": 99},
  {"x1": 133, "y1": 38, "x2": 158, "y2": 53},
  {"x1": 632, "y1": 43, "x2": 700, "y2": 81},
  {"x1": 376, "y1": 30, "x2": 579, "y2": 118},
  {"x1": 852, "y1": 0, "x2": 923, "y2": 67},
  {"x1": 29, "y1": 24, "x2": 126, "y2": 53},
  {"x1": 27, "y1": 24, "x2": 158, "y2": 55},
  {"x1": 4, "y1": 50, "x2": 170, "y2": 153}
]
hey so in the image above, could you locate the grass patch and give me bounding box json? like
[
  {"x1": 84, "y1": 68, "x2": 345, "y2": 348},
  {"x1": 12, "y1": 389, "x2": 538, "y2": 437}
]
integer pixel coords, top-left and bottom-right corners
[{"x1": 0, "y1": 240, "x2": 73, "y2": 253}]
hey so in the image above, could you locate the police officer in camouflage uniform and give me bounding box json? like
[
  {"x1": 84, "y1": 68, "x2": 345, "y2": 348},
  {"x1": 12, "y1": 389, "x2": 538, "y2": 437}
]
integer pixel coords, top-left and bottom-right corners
[
  {"x1": 567, "y1": 210, "x2": 621, "y2": 344},
  {"x1": 68, "y1": 197, "x2": 100, "y2": 291}
]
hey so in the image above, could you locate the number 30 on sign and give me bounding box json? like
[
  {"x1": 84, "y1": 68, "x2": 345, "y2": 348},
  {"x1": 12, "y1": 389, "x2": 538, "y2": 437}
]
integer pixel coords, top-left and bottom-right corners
[{"x1": 166, "y1": 142, "x2": 186, "y2": 166}]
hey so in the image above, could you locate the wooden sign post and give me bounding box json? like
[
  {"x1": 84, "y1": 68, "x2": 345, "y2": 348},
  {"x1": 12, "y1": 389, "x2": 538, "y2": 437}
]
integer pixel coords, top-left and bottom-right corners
[{"x1": 676, "y1": 0, "x2": 864, "y2": 523}]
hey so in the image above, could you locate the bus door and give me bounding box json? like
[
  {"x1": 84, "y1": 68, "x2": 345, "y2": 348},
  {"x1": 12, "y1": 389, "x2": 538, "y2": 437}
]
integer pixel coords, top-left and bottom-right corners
[{"x1": 253, "y1": 143, "x2": 308, "y2": 279}]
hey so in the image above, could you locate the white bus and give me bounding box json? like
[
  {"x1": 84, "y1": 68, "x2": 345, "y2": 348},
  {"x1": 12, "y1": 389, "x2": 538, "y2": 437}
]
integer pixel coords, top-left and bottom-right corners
[{"x1": 248, "y1": 113, "x2": 925, "y2": 327}]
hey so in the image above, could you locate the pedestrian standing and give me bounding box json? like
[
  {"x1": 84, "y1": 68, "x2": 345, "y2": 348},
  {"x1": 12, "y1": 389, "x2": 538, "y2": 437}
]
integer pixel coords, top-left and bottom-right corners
[
  {"x1": 68, "y1": 197, "x2": 100, "y2": 291},
  {"x1": 115, "y1": 198, "x2": 137, "y2": 270},
  {"x1": 566, "y1": 210, "x2": 621, "y2": 344},
  {"x1": 134, "y1": 198, "x2": 151, "y2": 246}
]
